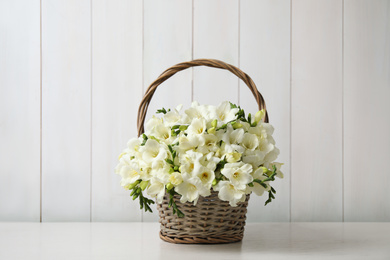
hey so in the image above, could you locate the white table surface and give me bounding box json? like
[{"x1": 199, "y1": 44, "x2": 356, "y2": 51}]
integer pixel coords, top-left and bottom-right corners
[{"x1": 0, "y1": 222, "x2": 389, "y2": 260}]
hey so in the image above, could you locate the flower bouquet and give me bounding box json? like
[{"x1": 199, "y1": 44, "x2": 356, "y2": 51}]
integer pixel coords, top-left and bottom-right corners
[{"x1": 115, "y1": 59, "x2": 283, "y2": 244}]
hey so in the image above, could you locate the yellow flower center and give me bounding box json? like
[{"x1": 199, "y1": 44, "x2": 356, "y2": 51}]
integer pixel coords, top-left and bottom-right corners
[
  {"x1": 189, "y1": 163, "x2": 194, "y2": 171},
  {"x1": 233, "y1": 172, "x2": 240, "y2": 178},
  {"x1": 130, "y1": 169, "x2": 138, "y2": 177}
]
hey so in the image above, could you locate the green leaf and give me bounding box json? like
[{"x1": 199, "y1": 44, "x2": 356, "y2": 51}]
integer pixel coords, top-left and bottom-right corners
[
  {"x1": 253, "y1": 179, "x2": 268, "y2": 189},
  {"x1": 230, "y1": 102, "x2": 238, "y2": 109},
  {"x1": 167, "y1": 189, "x2": 185, "y2": 217},
  {"x1": 156, "y1": 108, "x2": 170, "y2": 114},
  {"x1": 141, "y1": 134, "x2": 148, "y2": 146},
  {"x1": 165, "y1": 158, "x2": 174, "y2": 165}
]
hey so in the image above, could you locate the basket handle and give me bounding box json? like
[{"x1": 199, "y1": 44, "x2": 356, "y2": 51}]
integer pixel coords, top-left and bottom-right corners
[{"x1": 137, "y1": 58, "x2": 268, "y2": 136}]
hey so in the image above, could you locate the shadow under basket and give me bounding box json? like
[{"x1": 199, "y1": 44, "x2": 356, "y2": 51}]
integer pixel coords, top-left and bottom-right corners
[{"x1": 157, "y1": 191, "x2": 250, "y2": 244}]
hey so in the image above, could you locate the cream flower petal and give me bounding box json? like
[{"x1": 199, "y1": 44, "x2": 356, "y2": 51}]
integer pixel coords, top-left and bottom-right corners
[{"x1": 215, "y1": 181, "x2": 245, "y2": 207}]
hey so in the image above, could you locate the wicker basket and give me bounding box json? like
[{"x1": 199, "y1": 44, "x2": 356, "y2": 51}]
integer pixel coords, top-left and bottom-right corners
[{"x1": 137, "y1": 59, "x2": 268, "y2": 244}]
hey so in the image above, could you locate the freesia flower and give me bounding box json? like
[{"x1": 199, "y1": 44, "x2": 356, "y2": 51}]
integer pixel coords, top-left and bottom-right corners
[
  {"x1": 221, "y1": 162, "x2": 253, "y2": 190},
  {"x1": 139, "y1": 139, "x2": 168, "y2": 164},
  {"x1": 214, "y1": 181, "x2": 246, "y2": 207},
  {"x1": 216, "y1": 101, "x2": 239, "y2": 124},
  {"x1": 241, "y1": 133, "x2": 259, "y2": 151},
  {"x1": 269, "y1": 162, "x2": 284, "y2": 178},
  {"x1": 187, "y1": 118, "x2": 207, "y2": 135},
  {"x1": 176, "y1": 174, "x2": 210, "y2": 205},
  {"x1": 145, "y1": 116, "x2": 163, "y2": 133},
  {"x1": 195, "y1": 166, "x2": 215, "y2": 188},
  {"x1": 115, "y1": 156, "x2": 141, "y2": 187},
  {"x1": 147, "y1": 177, "x2": 166, "y2": 203},
  {"x1": 116, "y1": 101, "x2": 282, "y2": 214},
  {"x1": 169, "y1": 172, "x2": 183, "y2": 186},
  {"x1": 152, "y1": 124, "x2": 171, "y2": 143}
]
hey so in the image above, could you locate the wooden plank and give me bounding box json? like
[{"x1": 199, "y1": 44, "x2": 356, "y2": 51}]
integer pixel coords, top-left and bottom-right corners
[
  {"x1": 344, "y1": 0, "x2": 390, "y2": 221},
  {"x1": 240, "y1": 0, "x2": 291, "y2": 222},
  {"x1": 0, "y1": 1, "x2": 40, "y2": 221},
  {"x1": 143, "y1": 0, "x2": 192, "y2": 221},
  {"x1": 41, "y1": 0, "x2": 91, "y2": 221},
  {"x1": 193, "y1": 0, "x2": 239, "y2": 105},
  {"x1": 291, "y1": 0, "x2": 343, "y2": 221},
  {"x1": 91, "y1": 0, "x2": 143, "y2": 221}
]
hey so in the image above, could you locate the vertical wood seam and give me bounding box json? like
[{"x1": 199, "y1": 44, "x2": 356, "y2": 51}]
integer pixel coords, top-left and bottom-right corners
[
  {"x1": 40, "y1": 0, "x2": 43, "y2": 223},
  {"x1": 90, "y1": 0, "x2": 93, "y2": 223},
  {"x1": 289, "y1": 0, "x2": 292, "y2": 223},
  {"x1": 237, "y1": 0, "x2": 240, "y2": 106},
  {"x1": 141, "y1": 0, "x2": 145, "y2": 222},
  {"x1": 191, "y1": 0, "x2": 194, "y2": 102},
  {"x1": 341, "y1": 0, "x2": 345, "y2": 222}
]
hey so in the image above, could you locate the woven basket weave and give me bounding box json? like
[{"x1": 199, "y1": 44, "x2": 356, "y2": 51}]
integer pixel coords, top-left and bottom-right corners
[{"x1": 137, "y1": 59, "x2": 268, "y2": 244}]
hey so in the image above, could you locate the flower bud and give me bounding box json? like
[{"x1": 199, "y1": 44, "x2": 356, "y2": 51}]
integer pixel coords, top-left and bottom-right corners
[
  {"x1": 233, "y1": 123, "x2": 243, "y2": 129},
  {"x1": 169, "y1": 172, "x2": 183, "y2": 186},
  {"x1": 212, "y1": 179, "x2": 218, "y2": 186},
  {"x1": 260, "y1": 166, "x2": 268, "y2": 173},
  {"x1": 166, "y1": 183, "x2": 174, "y2": 190},
  {"x1": 179, "y1": 125, "x2": 188, "y2": 131},
  {"x1": 211, "y1": 119, "x2": 218, "y2": 128},
  {"x1": 127, "y1": 180, "x2": 140, "y2": 190},
  {"x1": 207, "y1": 127, "x2": 216, "y2": 134},
  {"x1": 139, "y1": 180, "x2": 149, "y2": 191},
  {"x1": 255, "y1": 110, "x2": 266, "y2": 123},
  {"x1": 226, "y1": 152, "x2": 242, "y2": 163}
]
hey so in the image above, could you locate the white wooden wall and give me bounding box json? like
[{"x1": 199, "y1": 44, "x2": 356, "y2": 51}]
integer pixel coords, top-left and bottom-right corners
[{"x1": 0, "y1": 0, "x2": 389, "y2": 222}]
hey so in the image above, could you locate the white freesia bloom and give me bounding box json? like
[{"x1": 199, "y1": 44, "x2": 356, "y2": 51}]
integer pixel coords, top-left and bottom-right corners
[
  {"x1": 115, "y1": 155, "x2": 141, "y2": 188},
  {"x1": 145, "y1": 116, "x2": 163, "y2": 133},
  {"x1": 216, "y1": 101, "x2": 239, "y2": 124},
  {"x1": 214, "y1": 181, "x2": 246, "y2": 207},
  {"x1": 220, "y1": 125, "x2": 244, "y2": 145},
  {"x1": 169, "y1": 172, "x2": 183, "y2": 186},
  {"x1": 116, "y1": 100, "x2": 283, "y2": 211},
  {"x1": 151, "y1": 159, "x2": 171, "y2": 183},
  {"x1": 187, "y1": 118, "x2": 207, "y2": 135},
  {"x1": 179, "y1": 150, "x2": 203, "y2": 175},
  {"x1": 196, "y1": 134, "x2": 218, "y2": 154},
  {"x1": 264, "y1": 147, "x2": 280, "y2": 163},
  {"x1": 139, "y1": 139, "x2": 167, "y2": 164},
  {"x1": 176, "y1": 174, "x2": 210, "y2": 205},
  {"x1": 126, "y1": 138, "x2": 141, "y2": 155},
  {"x1": 163, "y1": 110, "x2": 181, "y2": 127},
  {"x1": 152, "y1": 124, "x2": 171, "y2": 142},
  {"x1": 147, "y1": 177, "x2": 166, "y2": 203},
  {"x1": 199, "y1": 152, "x2": 221, "y2": 171},
  {"x1": 269, "y1": 162, "x2": 284, "y2": 178},
  {"x1": 221, "y1": 162, "x2": 253, "y2": 190},
  {"x1": 250, "y1": 168, "x2": 271, "y2": 196},
  {"x1": 241, "y1": 133, "x2": 259, "y2": 151},
  {"x1": 178, "y1": 134, "x2": 200, "y2": 152},
  {"x1": 242, "y1": 150, "x2": 266, "y2": 167},
  {"x1": 195, "y1": 166, "x2": 215, "y2": 188}
]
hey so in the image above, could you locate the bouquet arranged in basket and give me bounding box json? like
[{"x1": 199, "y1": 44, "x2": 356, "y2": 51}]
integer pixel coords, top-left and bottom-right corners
[
  {"x1": 114, "y1": 59, "x2": 283, "y2": 244},
  {"x1": 115, "y1": 101, "x2": 283, "y2": 216}
]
